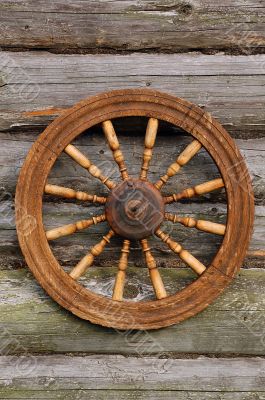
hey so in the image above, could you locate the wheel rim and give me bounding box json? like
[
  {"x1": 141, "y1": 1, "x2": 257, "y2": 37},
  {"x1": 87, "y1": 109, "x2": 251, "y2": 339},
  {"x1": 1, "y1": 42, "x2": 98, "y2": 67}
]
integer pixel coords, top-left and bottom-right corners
[{"x1": 15, "y1": 89, "x2": 254, "y2": 330}]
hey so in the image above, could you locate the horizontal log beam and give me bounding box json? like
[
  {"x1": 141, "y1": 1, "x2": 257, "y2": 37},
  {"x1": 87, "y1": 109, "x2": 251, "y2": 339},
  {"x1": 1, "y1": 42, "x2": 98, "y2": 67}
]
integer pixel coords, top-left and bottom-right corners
[
  {"x1": 1, "y1": 201, "x2": 264, "y2": 268},
  {"x1": 0, "y1": 354, "x2": 265, "y2": 391},
  {"x1": 0, "y1": 134, "x2": 264, "y2": 205},
  {"x1": 1, "y1": 268, "x2": 265, "y2": 356},
  {"x1": 0, "y1": 389, "x2": 262, "y2": 400},
  {"x1": 0, "y1": 1, "x2": 264, "y2": 52},
  {"x1": 0, "y1": 53, "x2": 264, "y2": 138}
]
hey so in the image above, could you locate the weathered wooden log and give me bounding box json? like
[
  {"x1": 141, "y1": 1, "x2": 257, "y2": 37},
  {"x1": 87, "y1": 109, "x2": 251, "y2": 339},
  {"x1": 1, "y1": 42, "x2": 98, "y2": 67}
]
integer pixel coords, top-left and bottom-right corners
[
  {"x1": 1, "y1": 268, "x2": 265, "y2": 355},
  {"x1": 0, "y1": 389, "x2": 262, "y2": 399},
  {"x1": 0, "y1": 1, "x2": 264, "y2": 393},
  {"x1": 0, "y1": 354, "x2": 265, "y2": 393},
  {"x1": 0, "y1": 53, "x2": 265, "y2": 138},
  {"x1": 1, "y1": 134, "x2": 263, "y2": 205},
  {"x1": 0, "y1": 1, "x2": 264, "y2": 51},
  {"x1": 1, "y1": 201, "x2": 264, "y2": 269}
]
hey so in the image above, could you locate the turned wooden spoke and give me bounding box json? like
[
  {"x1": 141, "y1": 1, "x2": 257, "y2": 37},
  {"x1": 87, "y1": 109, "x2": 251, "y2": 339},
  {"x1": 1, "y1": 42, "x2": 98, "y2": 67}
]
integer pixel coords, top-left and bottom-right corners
[
  {"x1": 44, "y1": 184, "x2": 106, "y2": 204},
  {"x1": 46, "y1": 214, "x2": 106, "y2": 241},
  {"x1": 155, "y1": 140, "x2": 202, "y2": 189},
  {"x1": 140, "y1": 118, "x2": 159, "y2": 180},
  {"x1": 70, "y1": 230, "x2": 115, "y2": 280},
  {"x1": 164, "y1": 178, "x2": 224, "y2": 204},
  {"x1": 156, "y1": 229, "x2": 206, "y2": 275},
  {"x1": 165, "y1": 213, "x2": 226, "y2": 236},
  {"x1": 102, "y1": 120, "x2": 129, "y2": 180},
  {"x1": 141, "y1": 239, "x2": 167, "y2": 299},
  {"x1": 112, "y1": 240, "x2": 130, "y2": 301},
  {"x1": 64, "y1": 144, "x2": 116, "y2": 190}
]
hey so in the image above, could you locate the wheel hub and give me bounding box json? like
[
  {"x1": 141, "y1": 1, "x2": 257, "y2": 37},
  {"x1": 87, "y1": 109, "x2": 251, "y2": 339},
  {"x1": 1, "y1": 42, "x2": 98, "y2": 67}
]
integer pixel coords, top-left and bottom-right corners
[{"x1": 106, "y1": 179, "x2": 164, "y2": 240}]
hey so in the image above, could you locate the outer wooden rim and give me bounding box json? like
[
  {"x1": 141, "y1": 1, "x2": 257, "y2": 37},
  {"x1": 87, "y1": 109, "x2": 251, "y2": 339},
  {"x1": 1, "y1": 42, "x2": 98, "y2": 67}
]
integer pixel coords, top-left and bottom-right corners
[{"x1": 15, "y1": 89, "x2": 254, "y2": 330}]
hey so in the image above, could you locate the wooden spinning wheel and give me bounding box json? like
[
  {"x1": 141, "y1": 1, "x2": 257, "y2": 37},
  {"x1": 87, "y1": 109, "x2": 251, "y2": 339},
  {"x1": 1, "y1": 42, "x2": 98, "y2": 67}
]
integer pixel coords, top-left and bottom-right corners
[{"x1": 16, "y1": 89, "x2": 254, "y2": 330}]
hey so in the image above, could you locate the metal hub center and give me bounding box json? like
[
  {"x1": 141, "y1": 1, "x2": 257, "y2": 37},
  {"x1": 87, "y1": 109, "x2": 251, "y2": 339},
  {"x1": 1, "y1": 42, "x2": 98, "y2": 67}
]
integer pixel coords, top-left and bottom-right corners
[{"x1": 105, "y1": 179, "x2": 164, "y2": 240}]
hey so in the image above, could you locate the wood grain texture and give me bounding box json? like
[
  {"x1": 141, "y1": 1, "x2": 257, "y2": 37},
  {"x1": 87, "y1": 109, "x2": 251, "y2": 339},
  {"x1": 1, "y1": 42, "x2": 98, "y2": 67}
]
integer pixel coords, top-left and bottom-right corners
[
  {"x1": 0, "y1": 52, "x2": 265, "y2": 138},
  {"x1": 1, "y1": 268, "x2": 265, "y2": 355},
  {"x1": 0, "y1": 391, "x2": 264, "y2": 400},
  {"x1": 0, "y1": 0, "x2": 264, "y2": 52},
  {"x1": 0, "y1": 130, "x2": 263, "y2": 269},
  {"x1": 1, "y1": 135, "x2": 264, "y2": 204},
  {"x1": 0, "y1": 1, "x2": 263, "y2": 395},
  {"x1": 1, "y1": 355, "x2": 265, "y2": 392},
  {"x1": 1, "y1": 201, "x2": 264, "y2": 269}
]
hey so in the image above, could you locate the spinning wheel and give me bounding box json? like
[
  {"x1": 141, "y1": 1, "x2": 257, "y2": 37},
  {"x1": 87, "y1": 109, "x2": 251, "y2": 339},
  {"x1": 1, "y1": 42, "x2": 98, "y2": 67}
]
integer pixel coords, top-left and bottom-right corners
[{"x1": 16, "y1": 89, "x2": 254, "y2": 330}]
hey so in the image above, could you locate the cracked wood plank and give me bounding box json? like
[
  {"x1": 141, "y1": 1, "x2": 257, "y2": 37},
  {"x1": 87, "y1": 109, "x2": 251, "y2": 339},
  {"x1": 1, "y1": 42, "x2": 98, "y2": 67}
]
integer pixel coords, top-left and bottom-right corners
[
  {"x1": 1, "y1": 268, "x2": 265, "y2": 355},
  {"x1": 0, "y1": 134, "x2": 264, "y2": 202},
  {"x1": 0, "y1": 391, "x2": 264, "y2": 400},
  {"x1": 1, "y1": 355, "x2": 265, "y2": 391},
  {"x1": 0, "y1": 52, "x2": 265, "y2": 137},
  {"x1": 0, "y1": 133, "x2": 263, "y2": 268},
  {"x1": 1, "y1": 200, "x2": 264, "y2": 269},
  {"x1": 0, "y1": 1, "x2": 264, "y2": 52}
]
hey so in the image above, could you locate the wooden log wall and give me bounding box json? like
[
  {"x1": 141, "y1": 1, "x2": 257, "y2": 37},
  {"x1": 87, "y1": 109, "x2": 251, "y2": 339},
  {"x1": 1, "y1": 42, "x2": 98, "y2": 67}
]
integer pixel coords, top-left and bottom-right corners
[{"x1": 0, "y1": 1, "x2": 264, "y2": 398}]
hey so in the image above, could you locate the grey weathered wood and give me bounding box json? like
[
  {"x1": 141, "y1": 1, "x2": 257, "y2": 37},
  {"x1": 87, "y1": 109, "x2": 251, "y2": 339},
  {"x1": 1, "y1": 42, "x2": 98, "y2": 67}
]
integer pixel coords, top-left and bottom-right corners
[
  {"x1": 1, "y1": 200, "x2": 264, "y2": 268},
  {"x1": 0, "y1": 1, "x2": 264, "y2": 51},
  {"x1": 0, "y1": 391, "x2": 264, "y2": 400},
  {"x1": 1, "y1": 355, "x2": 265, "y2": 392},
  {"x1": 0, "y1": 133, "x2": 264, "y2": 198},
  {"x1": 1, "y1": 134, "x2": 264, "y2": 201},
  {"x1": 0, "y1": 52, "x2": 265, "y2": 137},
  {"x1": 0, "y1": 134, "x2": 263, "y2": 267},
  {"x1": 1, "y1": 268, "x2": 265, "y2": 355},
  {"x1": 0, "y1": 3, "x2": 264, "y2": 398}
]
